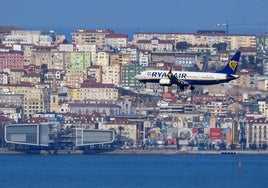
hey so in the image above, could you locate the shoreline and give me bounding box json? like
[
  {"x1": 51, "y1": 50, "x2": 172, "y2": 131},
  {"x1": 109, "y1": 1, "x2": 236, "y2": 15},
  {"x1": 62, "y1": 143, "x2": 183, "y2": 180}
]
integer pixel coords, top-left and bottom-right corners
[
  {"x1": 1, "y1": 148, "x2": 268, "y2": 155},
  {"x1": 102, "y1": 149, "x2": 268, "y2": 155}
]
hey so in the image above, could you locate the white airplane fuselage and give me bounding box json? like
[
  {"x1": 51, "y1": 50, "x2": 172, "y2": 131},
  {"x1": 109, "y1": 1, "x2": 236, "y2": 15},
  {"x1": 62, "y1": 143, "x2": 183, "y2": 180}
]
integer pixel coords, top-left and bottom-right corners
[{"x1": 135, "y1": 70, "x2": 239, "y2": 86}]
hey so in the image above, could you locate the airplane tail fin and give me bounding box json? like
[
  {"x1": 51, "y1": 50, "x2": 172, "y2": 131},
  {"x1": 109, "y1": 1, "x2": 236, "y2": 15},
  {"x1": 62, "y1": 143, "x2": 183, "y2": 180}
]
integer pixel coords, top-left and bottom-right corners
[{"x1": 217, "y1": 51, "x2": 241, "y2": 74}]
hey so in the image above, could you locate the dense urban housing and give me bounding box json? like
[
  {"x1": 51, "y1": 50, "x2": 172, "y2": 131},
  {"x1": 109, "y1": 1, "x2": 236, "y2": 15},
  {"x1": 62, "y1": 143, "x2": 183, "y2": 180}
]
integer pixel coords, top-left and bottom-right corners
[{"x1": 0, "y1": 25, "x2": 268, "y2": 153}]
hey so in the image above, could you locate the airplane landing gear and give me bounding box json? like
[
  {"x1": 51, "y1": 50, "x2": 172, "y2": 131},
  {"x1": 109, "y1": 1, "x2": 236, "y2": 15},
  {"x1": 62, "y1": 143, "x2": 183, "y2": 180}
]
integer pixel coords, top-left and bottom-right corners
[{"x1": 190, "y1": 85, "x2": 195, "y2": 90}]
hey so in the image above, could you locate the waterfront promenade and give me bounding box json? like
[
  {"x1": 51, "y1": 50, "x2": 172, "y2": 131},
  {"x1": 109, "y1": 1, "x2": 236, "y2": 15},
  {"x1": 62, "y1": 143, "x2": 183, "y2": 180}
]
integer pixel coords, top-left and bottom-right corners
[{"x1": 1, "y1": 147, "x2": 268, "y2": 155}]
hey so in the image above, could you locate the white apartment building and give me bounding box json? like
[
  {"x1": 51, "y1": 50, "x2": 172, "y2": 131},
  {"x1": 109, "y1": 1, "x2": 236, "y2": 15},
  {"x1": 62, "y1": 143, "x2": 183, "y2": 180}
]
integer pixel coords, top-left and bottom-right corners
[
  {"x1": 133, "y1": 31, "x2": 256, "y2": 51},
  {"x1": 94, "y1": 51, "x2": 109, "y2": 66},
  {"x1": 246, "y1": 118, "x2": 268, "y2": 147},
  {"x1": 119, "y1": 46, "x2": 139, "y2": 62},
  {"x1": 136, "y1": 37, "x2": 173, "y2": 52},
  {"x1": 101, "y1": 65, "x2": 121, "y2": 86},
  {"x1": 76, "y1": 44, "x2": 97, "y2": 63},
  {"x1": 105, "y1": 33, "x2": 128, "y2": 48},
  {"x1": 258, "y1": 100, "x2": 268, "y2": 118},
  {"x1": 2, "y1": 30, "x2": 54, "y2": 46}
]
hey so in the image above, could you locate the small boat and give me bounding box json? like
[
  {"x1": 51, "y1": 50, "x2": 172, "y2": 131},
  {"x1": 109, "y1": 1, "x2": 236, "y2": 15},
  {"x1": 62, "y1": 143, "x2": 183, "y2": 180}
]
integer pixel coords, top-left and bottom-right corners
[{"x1": 238, "y1": 162, "x2": 242, "y2": 169}]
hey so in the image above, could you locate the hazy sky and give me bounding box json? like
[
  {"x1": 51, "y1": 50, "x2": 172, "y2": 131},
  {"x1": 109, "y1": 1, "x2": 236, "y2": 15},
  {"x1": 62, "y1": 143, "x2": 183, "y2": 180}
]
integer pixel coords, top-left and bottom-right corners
[{"x1": 1, "y1": 0, "x2": 268, "y2": 34}]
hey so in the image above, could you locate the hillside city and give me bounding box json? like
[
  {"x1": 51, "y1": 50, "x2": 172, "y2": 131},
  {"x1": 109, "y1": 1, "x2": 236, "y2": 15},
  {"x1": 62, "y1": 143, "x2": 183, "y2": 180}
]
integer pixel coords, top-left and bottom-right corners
[{"x1": 0, "y1": 25, "x2": 268, "y2": 154}]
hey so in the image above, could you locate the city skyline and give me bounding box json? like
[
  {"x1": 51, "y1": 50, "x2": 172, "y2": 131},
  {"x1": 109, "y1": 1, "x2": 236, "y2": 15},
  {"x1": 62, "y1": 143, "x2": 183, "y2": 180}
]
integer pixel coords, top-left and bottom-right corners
[{"x1": 1, "y1": 0, "x2": 268, "y2": 36}]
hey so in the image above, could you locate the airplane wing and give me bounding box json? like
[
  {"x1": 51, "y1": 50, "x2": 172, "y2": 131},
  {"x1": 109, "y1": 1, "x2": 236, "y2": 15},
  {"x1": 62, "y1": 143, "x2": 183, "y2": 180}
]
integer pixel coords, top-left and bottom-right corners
[{"x1": 167, "y1": 67, "x2": 189, "y2": 88}]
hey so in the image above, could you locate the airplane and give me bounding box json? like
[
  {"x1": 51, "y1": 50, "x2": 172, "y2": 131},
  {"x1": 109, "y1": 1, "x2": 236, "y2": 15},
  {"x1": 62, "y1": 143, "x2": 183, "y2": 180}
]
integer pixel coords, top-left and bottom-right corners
[{"x1": 135, "y1": 51, "x2": 241, "y2": 90}]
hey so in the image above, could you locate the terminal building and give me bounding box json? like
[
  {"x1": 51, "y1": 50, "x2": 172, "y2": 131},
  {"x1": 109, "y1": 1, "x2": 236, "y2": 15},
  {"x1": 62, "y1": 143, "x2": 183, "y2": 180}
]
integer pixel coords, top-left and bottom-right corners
[{"x1": 5, "y1": 123, "x2": 114, "y2": 150}]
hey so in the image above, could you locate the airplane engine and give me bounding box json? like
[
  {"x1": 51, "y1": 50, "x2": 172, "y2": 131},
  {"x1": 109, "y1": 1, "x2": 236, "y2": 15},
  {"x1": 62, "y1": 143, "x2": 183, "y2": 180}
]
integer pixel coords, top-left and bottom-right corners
[{"x1": 159, "y1": 78, "x2": 172, "y2": 86}]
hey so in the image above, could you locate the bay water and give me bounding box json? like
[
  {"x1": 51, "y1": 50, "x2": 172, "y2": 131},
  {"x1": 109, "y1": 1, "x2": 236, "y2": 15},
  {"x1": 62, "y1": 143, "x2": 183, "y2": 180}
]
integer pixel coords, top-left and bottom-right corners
[{"x1": 0, "y1": 154, "x2": 267, "y2": 188}]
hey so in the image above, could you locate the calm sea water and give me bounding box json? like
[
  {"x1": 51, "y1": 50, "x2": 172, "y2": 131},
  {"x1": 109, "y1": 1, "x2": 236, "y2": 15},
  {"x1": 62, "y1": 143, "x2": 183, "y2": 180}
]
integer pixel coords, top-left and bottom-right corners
[{"x1": 0, "y1": 154, "x2": 267, "y2": 188}]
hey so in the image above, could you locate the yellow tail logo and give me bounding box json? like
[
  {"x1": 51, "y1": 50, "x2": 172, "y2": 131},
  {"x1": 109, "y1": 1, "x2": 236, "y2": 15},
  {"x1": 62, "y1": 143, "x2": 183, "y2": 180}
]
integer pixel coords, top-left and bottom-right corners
[{"x1": 229, "y1": 60, "x2": 238, "y2": 71}]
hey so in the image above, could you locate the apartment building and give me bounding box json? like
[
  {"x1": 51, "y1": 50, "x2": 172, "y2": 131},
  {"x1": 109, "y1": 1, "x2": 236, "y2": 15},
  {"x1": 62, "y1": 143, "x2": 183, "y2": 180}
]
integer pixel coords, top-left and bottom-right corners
[
  {"x1": 0, "y1": 51, "x2": 24, "y2": 71},
  {"x1": 59, "y1": 44, "x2": 74, "y2": 52},
  {"x1": 246, "y1": 117, "x2": 268, "y2": 147},
  {"x1": 133, "y1": 31, "x2": 256, "y2": 51},
  {"x1": 257, "y1": 99, "x2": 268, "y2": 118},
  {"x1": 139, "y1": 50, "x2": 151, "y2": 67},
  {"x1": 121, "y1": 65, "x2": 143, "y2": 88},
  {"x1": 236, "y1": 69, "x2": 259, "y2": 88},
  {"x1": 119, "y1": 53, "x2": 132, "y2": 65},
  {"x1": 80, "y1": 81, "x2": 118, "y2": 101},
  {"x1": 31, "y1": 46, "x2": 57, "y2": 67},
  {"x1": 0, "y1": 72, "x2": 9, "y2": 84},
  {"x1": 105, "y1": 33, "x2": 128, "y2": 48},
  {"x1": 68, "y1": 103, "x2": 121, "y2": 116},
  {"x1": 136, "y1": 37, "x2": 173, "y2": 52},
  {"x1": 0, "y1": 83, "x2": 50, "y2": 118},
  {"x1": 71, "y1": 29, "x2": 113, "y2": 48},
  {"x1": 0, "y1": 104, "x2": 22, "y2": 122},
  {"x1": 133, "y1": 31, "x2": 178, "y2": 43},
  {"x1": 109, "y1": 53, "x2": 122, "y2": 66},
  {"x1": 94, "y1": 51, "x2": 109, "y2": 66},
  {"x1": 70, "y1": 52, "x2": 91, "y2": 69},
  {"x1": 9, "y1": 69, "x2": 26, "y2": 84},
  {"x1": 87, "y1": 65, "x2": 101, "y2": 83},
  {"x1": 20, "y1": 44, "x2": 35, "y2": 66},
  {"x1": 50, "y1": 51, "x2": 68, "y2": 70},
  {"x1": 263, "y1": 59, "x2": 268, "y2": 75},
  {"x1": 64, "y1": 68, "x2": 86, "y2": 88},
  {"x1": 101, "y1": 65, "x2": 121, "y2": 86},
  {"x1": 2, "y1": 30, "x2": 54, "y2": 46},
  {"x1": 21, "y1": 73, "x2": 40, "y2": 84},
  {"x1": 119, "y1": 46, "x2": 139, "y2": 63},
  {"x1": 257, "y1": 75, "x2": 268, "y2": 91},
  {"x1": 76, "y1": 44, "x2": 97, "y2": 63},
  {"x1": 205, "y1": 101, "x2": 228, "y2": 116}
]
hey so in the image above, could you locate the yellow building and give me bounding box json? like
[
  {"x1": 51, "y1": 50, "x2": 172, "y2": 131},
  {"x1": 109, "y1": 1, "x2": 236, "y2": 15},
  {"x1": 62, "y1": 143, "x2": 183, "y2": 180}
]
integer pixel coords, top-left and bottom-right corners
[
  {"x1": 257, "y1": 76, "x2": 268, "y2": 91},
  {"x1": 80, "y1": 81, "x2": 118, "y2": 101},
  {"x1": 94, "y1": 51, "x2": 109, "y2": 66},
  {"x1": 1, "y1": 83, "x2": 50, "y2": 118},
  {"x1": 68, "y1": 88, "x2": 81, "y2": 101}
]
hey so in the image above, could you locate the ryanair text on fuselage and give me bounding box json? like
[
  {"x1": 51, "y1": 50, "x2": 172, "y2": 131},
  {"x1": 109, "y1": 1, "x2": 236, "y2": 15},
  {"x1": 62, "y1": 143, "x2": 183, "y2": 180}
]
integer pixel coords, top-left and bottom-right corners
[{"x1": 149, "y1": 71, "x2": 187, "y2": 79}]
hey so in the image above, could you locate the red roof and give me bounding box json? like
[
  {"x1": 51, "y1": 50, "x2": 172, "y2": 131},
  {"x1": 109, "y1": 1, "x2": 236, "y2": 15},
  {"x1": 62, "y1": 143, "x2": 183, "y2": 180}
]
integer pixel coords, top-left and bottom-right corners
[
  {"x1": 106, "y1": 33, "x2": 128, "y2": 38},
  {"x1": 80, "y1": 82, "x2": 115, "y2": 88}
]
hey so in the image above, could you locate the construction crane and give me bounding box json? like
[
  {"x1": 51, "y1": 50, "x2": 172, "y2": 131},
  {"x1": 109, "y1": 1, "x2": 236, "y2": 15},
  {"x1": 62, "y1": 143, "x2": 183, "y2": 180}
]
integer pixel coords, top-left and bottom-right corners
[
  {"x1": 215, "y1": 21, "x2": 229, "y2": 34},
  {"x1": 215, "y1": 21, "x2": 268, "y2": 34}
]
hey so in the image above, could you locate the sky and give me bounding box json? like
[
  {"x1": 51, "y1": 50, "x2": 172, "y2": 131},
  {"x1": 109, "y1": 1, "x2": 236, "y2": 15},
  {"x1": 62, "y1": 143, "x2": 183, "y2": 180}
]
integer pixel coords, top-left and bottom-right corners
[{"x1": 1, "y1": 0, "x2": 268, "y2": 36}]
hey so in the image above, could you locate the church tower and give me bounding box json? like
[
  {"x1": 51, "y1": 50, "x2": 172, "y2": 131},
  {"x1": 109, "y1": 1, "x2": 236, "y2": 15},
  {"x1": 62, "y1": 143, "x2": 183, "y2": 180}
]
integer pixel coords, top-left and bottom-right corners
[{"x1": 50, "y1": 74, "x2": 59, "y2": 113}]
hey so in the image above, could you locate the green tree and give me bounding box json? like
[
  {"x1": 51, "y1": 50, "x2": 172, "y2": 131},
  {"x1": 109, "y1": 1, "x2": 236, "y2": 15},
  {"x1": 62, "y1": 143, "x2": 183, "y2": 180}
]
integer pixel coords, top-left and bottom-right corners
[
  {"x1": 230, "y1": 143, "x2": 236, "y2": 150},
  {"x1": 118, "y1": 126, "x2": 125, "y2": 140},
  {"x1": 250, "y1": 143, "x2": 257, "y2": 150},
  {"x1": 219, "y1": 143, "x2": 226, "y2": 150},
  {"x1": 261, "y1": 143, "x2": 267, "y2": 150},
  {"x1": 176, "y1": 41, "x2": 191, "y2": 51},
  {"x1": 212, "y1": 42, "x2": 227, "y2": 51}
]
